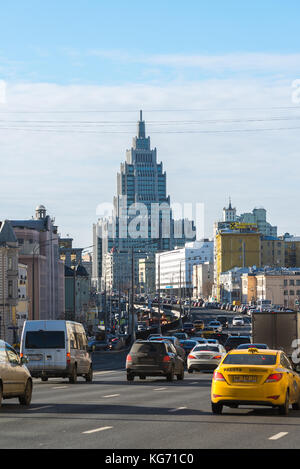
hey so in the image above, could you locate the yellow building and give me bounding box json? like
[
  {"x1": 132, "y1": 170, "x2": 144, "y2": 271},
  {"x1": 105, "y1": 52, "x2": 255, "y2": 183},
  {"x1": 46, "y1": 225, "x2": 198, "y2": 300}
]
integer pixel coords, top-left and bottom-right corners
[
  {"x1": 216, "y1": 230, "x2": 261, "y2": 301},
  {"x1": 260, "y1": 237, "x2": 285, "y2": 267}
]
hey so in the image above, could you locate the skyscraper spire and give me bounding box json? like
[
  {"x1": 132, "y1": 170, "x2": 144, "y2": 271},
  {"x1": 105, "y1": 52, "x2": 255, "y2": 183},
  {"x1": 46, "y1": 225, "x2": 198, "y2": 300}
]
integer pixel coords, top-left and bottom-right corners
[{"x1": 137, "y1": 109, "x2": 146, "y2": 139}]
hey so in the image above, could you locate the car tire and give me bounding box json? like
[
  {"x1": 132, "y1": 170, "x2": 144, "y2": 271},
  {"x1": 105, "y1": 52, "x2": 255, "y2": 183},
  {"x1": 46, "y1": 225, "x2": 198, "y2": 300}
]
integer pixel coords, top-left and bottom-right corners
[
  {"x1": 139, "y1": 375, "x2": 146, "y2": 380},
  {"x1": 166, "y1": 367, "x2": 174, "y2": 382},
  {"x1": 211, "y1": 402, "x2": 223, "y2": 414},
  {"x1": 41, "y1": 377, "x2": 48, "y2": 382},
  {"x1": 279, "y1": 390, "x2": 289, "y2": 415},
  {"x1": 187, "y1": 368, "x2": 193, "y2": 374},
  {"x1": 69, "y1": 365, "x2": 78, "y2": 384},
  {"x1": 85, "y1": 366, "x2": 93, "y2": 383},
  {"x1": 127, "y1": 373, "x2": 134, "y2": 382},
  {"x1": 19, "y1": 380, "x2": 32, "y2": 406}
]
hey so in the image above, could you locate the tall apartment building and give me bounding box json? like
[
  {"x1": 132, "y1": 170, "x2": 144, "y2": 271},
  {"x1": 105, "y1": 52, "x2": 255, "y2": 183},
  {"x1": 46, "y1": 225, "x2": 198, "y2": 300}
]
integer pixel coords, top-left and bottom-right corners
[{"x1": 93, "y1": 111, "x2": 195, "y2": 290}]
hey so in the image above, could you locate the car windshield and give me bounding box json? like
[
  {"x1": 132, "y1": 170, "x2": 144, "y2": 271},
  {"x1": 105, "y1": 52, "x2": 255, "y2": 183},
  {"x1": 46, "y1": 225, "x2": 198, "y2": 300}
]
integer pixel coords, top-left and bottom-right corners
[
  {"x1": 131, "y1": 342, "x2": 165, "y2": 354},
  {"x1": 193, "y1": 345, "x2": 219, "y2": 352},
  {"x1": 25, "y1": 331, "x2": 65, "y2": 349},
  {"x1": 223, "y1": 353, "x2": 277, "y2": 365}
]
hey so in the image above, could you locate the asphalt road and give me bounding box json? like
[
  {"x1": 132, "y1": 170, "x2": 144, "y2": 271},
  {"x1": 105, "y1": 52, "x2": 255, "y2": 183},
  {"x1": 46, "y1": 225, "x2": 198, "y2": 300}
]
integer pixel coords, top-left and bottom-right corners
[{"x1": 1, "y1": 348, "x2": 300, "y2": 450}]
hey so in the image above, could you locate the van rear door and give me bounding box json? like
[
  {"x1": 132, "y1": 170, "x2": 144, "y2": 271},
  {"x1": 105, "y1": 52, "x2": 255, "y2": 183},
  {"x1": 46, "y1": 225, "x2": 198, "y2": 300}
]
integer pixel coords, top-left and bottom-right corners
[{"x1": 24, "y1": 330, "x2": 66, "y2": 372}]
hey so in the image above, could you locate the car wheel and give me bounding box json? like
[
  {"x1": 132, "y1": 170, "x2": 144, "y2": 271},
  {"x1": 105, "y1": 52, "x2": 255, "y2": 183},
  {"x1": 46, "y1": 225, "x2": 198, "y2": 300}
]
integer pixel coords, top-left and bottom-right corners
[
  {"x1": 187, "y1": 368, "x2": 193, "y2": 374},
  {"x1": 176, "y1": 367, "x2": 184, "y2": 380},
  {"x1": 279, "y1": 390, "x2": 289, "y2": 415},
  {"x1": 166, "y1": 367, "x2": 174, "y2": 382},
  {"x1": 127, "y1": 373, "x2": 134, "y2": 382},
  {"x1": 211, "y1": 402, "x2": 223, "y2": 414},
  {"x1": 139, "y1": 375, "x2": 146, "y2": 380},
  {"x1": 19, "y1": 380, "x2": 32, "y2": 406},
  {"x1": 69, "y1": 365, "x2": 78, "y2": 384},
  {"x1": 41, "y1": 377, "x2": 48, "y2": 382},
  {"x1": 85, "y1": 366, "x2": 93, "y2": 383}
]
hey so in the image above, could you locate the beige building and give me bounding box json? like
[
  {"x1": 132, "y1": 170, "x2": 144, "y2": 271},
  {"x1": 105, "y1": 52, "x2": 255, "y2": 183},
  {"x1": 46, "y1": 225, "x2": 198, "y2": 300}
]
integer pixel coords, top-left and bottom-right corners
[
  {"x1": 138, "y1": 256, "x2": 155, "y2": 294},
  {"x1": 193, "y1": 262, "x2": 213, "y2": 299},
  {"x1": 16, "y1": 263, "x2": 29, "y2": 339},
  {"x1": 242, "y1": 269, "x2": 300, "y2": 309}
]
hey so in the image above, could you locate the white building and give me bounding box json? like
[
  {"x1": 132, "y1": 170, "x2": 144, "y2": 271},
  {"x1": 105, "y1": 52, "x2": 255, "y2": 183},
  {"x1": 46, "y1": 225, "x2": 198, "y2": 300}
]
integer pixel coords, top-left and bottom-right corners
[
  {"x1": 156, "y1": 240, "x2": 214, "y2": 295},
  {"x1": 193, "y1": 262, "x2": 213, "y2": 299}
]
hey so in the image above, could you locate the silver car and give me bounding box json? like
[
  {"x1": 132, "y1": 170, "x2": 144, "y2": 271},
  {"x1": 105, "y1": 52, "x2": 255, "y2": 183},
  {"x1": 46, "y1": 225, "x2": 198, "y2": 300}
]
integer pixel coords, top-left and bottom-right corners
[
  {"x1": 0, "y1": 340, "x2": 32, "y2": 407},
  {"x1": 187, "y1": 343, "x2": 226, "y2": 373}
]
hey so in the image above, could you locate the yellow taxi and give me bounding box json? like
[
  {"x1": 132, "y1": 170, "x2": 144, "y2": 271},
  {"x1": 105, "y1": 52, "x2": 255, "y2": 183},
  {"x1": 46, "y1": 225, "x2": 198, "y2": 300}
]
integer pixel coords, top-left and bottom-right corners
[{"x1": 211, "y1": 347, "x2": 300, "y2": 415}]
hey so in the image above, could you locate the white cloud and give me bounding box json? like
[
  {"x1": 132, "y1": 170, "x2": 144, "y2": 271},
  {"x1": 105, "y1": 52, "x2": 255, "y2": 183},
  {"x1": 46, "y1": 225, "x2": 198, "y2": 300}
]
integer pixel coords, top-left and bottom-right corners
[{"x1": 0, "y1": 76, "x2": 299, "y2": 246}]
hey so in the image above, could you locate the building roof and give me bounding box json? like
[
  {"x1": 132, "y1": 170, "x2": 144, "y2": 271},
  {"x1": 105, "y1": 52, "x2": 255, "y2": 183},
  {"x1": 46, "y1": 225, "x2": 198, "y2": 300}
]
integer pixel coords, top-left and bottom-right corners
[{"x1": 0, "y1": 220, "x2": 18, "y2": 246}]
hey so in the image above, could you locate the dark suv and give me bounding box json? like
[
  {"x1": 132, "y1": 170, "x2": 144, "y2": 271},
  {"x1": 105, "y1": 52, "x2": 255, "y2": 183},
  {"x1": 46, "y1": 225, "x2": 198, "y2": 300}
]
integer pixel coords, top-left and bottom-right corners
[
  {"x1": 126, "y1": 340, "x2": 185, "y2": 382},
  {"x1": 224, "y1": 335, "x2": 251, "y2": 352}
]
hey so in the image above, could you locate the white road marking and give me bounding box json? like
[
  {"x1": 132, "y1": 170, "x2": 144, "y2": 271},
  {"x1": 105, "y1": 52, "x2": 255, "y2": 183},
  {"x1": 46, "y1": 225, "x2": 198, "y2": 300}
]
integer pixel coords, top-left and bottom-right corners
[
  {"x1": 94, "y1": 370, "x2": 120, "y2": 375},
  {"x1": 168, "y1": 406, "x2": 187, "y2": 412},
  {"x1": 153, "y1": 387, "x2": 167, "y2": 391},
  {"x1": 29, "y1": 405, "x2": 53, "y2": 411},
  {"x1": 52, "y1": 386, "x2": 68, "y2": 389},
  {"x1": 269, "y1": 432, "x2": 289, "y2": 440},
  {"x1": 83, "y1": 426, "x2": 113, "y2": 435},
  {"x1": 102, "y1": 394, "x2": 120, "y2": 398}
]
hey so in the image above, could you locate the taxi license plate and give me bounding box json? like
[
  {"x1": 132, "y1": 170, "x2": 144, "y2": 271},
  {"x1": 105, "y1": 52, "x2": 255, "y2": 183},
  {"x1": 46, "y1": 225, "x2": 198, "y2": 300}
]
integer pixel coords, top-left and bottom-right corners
[{"x1": 232, "y1": 375, "x2": 257, "y2": 383}]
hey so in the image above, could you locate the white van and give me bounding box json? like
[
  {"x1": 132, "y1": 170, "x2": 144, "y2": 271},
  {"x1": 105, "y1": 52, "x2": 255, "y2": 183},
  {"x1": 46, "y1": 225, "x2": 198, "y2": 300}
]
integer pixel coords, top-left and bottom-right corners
[{"x1": 20, "y1": 320, "x2": 93, "y2": 383}]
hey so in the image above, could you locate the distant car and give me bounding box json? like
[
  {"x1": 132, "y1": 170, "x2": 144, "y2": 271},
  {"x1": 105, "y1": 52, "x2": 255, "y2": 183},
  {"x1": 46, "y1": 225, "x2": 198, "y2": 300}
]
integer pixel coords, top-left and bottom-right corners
[
  {"x1": 236, "y1": 343, "x2": 269, "y2": 350},
  {"x1": 232, "y1": 316, "x2": 245, "y2": 326},
  {"x1": 0, "y1": 340, "x2": 33, "y2": 407},
  {"x1": 207, "y1": 321, "x2": 222, "y2": 332},
  {"x1": 205, "y1": 339, "x2": 219, "y2": 345},
  {"x1": 224, "y1": 335, "x2": 251, "y2": 352},
  {"x1": 193, "y1": 320, "x2": 205, "y2": 331},
  {"x1": 187, "y1": 343, "x2": 226, "y2": 373},
  {"x1": 173, "y1": 332, "x2": 189, "y2": 340},
  {"x1": 179, "y1": 339, "x2": 199, "y2": 357},
  {"x1": 88, "y1": 338, "x2": 109, "y2": 351},
  {"x1": 217, "y1": 316, "x2": 229, "y2": 328},
  {"x1": 182, "y1": 323, "x2": 195, "y2": 335},
  {"x1": 126, "y1": 340, "x2": 185, "y2": 382}
]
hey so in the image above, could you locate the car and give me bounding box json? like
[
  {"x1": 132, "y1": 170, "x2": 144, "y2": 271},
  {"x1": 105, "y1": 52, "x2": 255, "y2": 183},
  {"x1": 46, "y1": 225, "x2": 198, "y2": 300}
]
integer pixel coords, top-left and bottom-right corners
[
  {"x1": 88, "y1": 338, "x2": 110, "y2": 351},
  {"x1": 20, "y1": 320, "x2": 93, "y2": 383},
  {"x1": 200, "y1": 326, "x2": 217, "y2": 338},
  {"x1": 193, "y1": 320, "x2": 205, "y2": 331},
  {"x1": 211, "y1": 347, "x2": 300, "y2": 415},
  {"x1": 149, "y1": 336, "x2": 185, "y2": 360},
  {"x1": 179, "y1": 339, "x2": 200, "y2": 358},
  {"x1": 216, "y1": 315, "x2": 229, "y2": 328},
  {"x1": 237, "y1": 343, "x2": 269, "y2": 350},
  {"x1": 182, "y1": 323, "x2": 195, "y2": 335},
  {"x1": 173, "y1": 332, "x2": 189, "y2": 341},
  {"x1": 207, "y1": 320, "x2": 222, "y2": 332},
  {"x1": 0, "y1": 340, "x2": 33, "y2": 407},
  {"x1": 224, "y1": 335, "x2": 251, "y2": 352},
  {"x1": 192, "y1": 337, "x2": 209, "y2": 344},
  {"x1": 126, "y1": 340, "x2": 185, "y2": 382},
  {"x1": 187, "y1": 343, "x2": 226, "y2": 373},
  {"x1": 232, "y1": 316, "x2": 245, "y2": 326},
  {"x1": 205, "y1": 339, "x2": 219, "y2": 345}
]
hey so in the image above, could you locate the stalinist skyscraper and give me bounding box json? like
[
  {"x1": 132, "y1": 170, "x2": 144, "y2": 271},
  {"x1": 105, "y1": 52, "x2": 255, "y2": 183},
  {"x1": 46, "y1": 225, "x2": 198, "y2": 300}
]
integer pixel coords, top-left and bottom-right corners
[{"x1": 92, "y1": 111, "x2": 195, "y2": 291}]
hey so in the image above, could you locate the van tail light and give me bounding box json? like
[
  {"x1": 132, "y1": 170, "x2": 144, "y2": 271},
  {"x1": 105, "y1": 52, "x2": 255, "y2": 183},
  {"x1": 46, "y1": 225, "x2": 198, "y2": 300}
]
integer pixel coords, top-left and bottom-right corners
[
  {"x1": 265, "y1": 373, "x2": 283, "y2": 383},
  {"x1": 66, "y1": 352, "x2": 71, "y2": 365},
  {"x1": 213, "y1": 371, "x2": 226, "y2": 381},
  {"x1": 163, "y1": 355, "x2": 171, "y2": 362},
  {"x1": 188, "y1": 354, "x2": 196, "y2": 360}
]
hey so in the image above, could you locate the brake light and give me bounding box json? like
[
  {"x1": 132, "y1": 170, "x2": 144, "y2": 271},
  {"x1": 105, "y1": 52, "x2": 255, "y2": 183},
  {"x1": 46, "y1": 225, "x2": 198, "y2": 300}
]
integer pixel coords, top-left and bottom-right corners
[
  {"x1": 126, "y1": 354, "x2": 132, "y2": 363},
  {"x1": 163, "y1": 355, "x2": 171, "y2": 362},
  {"x1": 265, "y1": 373, "x2": 283, "y2": 383},
  {"x1": 213, "y1": 355, "x2": 222, "y2": 360},
  {"x1": 188, "y1": 354, "x2": 196, "y2": 359},
  {"x1": 66, "y1": 352, "x2": 71, "y2": 365},
  {"x1": 213, "y1": 371, "x2": 226, "y2": 381}
]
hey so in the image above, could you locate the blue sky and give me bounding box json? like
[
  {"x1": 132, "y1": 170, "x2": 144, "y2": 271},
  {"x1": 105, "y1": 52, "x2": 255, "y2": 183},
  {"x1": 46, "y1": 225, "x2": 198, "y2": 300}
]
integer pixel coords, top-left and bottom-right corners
[{"x1": 0, "y1": 1, "x2": 300, "y2": 247}]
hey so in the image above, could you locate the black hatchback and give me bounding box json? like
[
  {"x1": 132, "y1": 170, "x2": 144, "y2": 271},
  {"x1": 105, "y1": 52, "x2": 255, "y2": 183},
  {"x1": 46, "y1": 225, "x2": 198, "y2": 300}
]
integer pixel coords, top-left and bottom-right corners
[{"x1": 126, "y1": 340, "x2": 185, "y2": 382}]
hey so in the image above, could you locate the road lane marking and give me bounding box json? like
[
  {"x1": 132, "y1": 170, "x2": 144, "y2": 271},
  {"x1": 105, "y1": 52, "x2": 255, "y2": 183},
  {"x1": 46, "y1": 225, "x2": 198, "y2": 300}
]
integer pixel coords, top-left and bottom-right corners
[
  {"x1": 94, "y1": 370, "x2": 120, "y2": 375},
  {"x1": 168, "y1": 406, "x2": 187, "y2": 412},
  {"x1": 269, "y1": 432, "x2": 289, "y2": 440},
  {"x1": 102, "y1": 394, "x2": 120, "y2": 398},
  {"x1": 52, "y1": 386, "x2": 68, "y2": 389},
  {"x1": 29, "y1": 405, "x2": 53, "y2": 411},
  {"x1": 83, "y1": 426, "x2": 113, "y2": 435},
  {"x1": 153, "y1": 387, "x2": 167, "y2": 391}
]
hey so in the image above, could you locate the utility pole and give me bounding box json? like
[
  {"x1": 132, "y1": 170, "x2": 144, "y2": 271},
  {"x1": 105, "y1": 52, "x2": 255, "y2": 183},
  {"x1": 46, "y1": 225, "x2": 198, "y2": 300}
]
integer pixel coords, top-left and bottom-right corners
[
  {"x1": 157, "y1": 255, "x2": 161, "y2": 334},
  {"x1": 131, "y1": 248, "x2": 136, "y2": 344}
]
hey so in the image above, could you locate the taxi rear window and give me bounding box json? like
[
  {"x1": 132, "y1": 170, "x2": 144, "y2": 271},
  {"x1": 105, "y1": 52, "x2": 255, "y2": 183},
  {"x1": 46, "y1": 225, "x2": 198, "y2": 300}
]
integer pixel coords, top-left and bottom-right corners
[{"x1": 223, "y1": 353, "x2": 277, "y2": 365}]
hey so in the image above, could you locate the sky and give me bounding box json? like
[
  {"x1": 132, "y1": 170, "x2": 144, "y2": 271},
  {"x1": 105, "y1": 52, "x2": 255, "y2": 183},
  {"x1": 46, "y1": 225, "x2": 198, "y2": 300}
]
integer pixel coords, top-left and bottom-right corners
[{"x1": 0, "y1": 1, "x2": 300, "y2": 247}]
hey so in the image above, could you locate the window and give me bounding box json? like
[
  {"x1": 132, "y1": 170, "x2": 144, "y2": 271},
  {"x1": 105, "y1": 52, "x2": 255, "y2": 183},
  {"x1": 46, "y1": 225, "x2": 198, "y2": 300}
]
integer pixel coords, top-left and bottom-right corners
[
  {"x1": 290, "y1": 280, "x2": 295, "y2": 286},
  {"x1": 6, "y1": 345, "x2": 20, "y2": 365},
  {"x1": 290, "y1": 290, "x2": 295, "y2": 296},
  {"x1": 284, "y1": 280, "x2": 288, "y2": 286},
  {"x1": 25, "y1": 331, "x2": 65, "y2": 349},
  {"x1": 284, "y1": 290, "x2": 288, "y2": 296}
]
